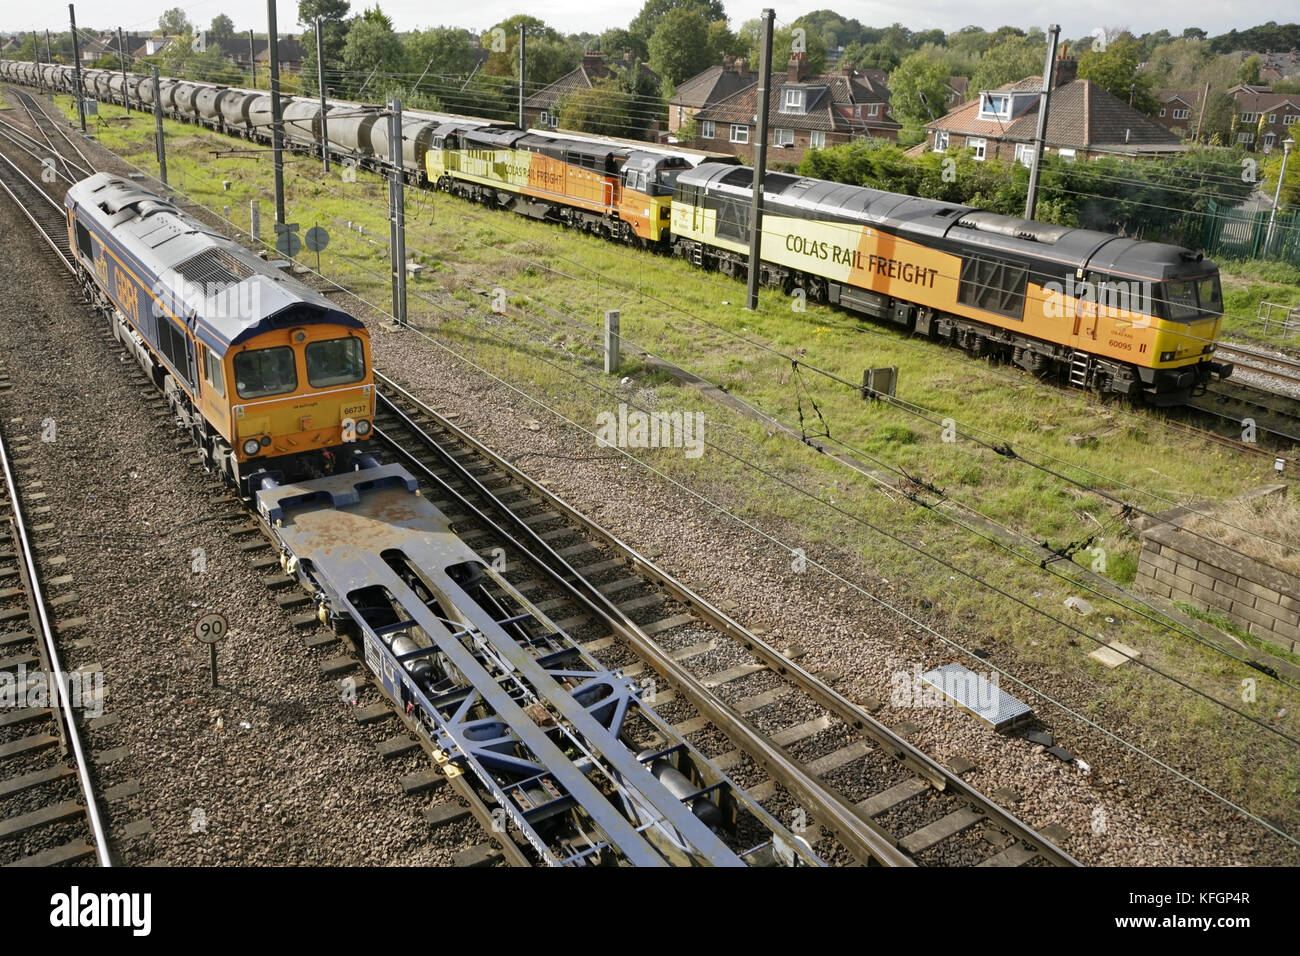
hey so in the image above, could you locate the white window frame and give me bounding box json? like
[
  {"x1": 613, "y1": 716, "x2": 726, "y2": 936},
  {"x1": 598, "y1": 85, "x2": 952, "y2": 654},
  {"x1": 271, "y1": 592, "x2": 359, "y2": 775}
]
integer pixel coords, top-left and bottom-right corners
[
  {"x1": 809, "y1": 130, "x2": 826, "y2": 149},
  {"x1": 1269, "y1": 113, "x2": 1277, "y2": 124},
  {"x1": 783, "y1": 88, "x2": 803, "y2": 111},
  {"x1": 1173, "y1": 108, "x2": 1189, "y2": 119},
  {"x1": 699, "y1": 119, "x2": 715, "y2": 139},
  {"x1": 1237, "y1": 130, "x2": 1255, "y2": 143},
  {"x1": 1240, "y1": 111, "x2": 1260, "y2": 123},
  {"x1": 979, "y1": 93, "x2": 1010, "y2": 119},
  {"x1": 967, "y1": 136, "x2": 986, "y2": 161},
  {"x1": 773, "y1": 128, "x2": 794, "y2": 147},
  {"x1": 866, "y1": 103, "x2": 880, "y2": 118},
  {"x1": 933, "y1": 130, "x2": 949, "y2": 151},
  {"x1": 1057, "y1": 147, "x2": 1076, "y2": 161},
  {"x1": 1159, "y1": 107, "x2": 1166, "y2": 117},
  {"x1": 1014, "y1": 143, "x2": 1035, "y2": 166},
  {"x1": 1285, "y1": 114, "x2": 1298, "y2": 125},
  {"x1": 729, "y1": 124, "x2": 749, "y2": 144}
]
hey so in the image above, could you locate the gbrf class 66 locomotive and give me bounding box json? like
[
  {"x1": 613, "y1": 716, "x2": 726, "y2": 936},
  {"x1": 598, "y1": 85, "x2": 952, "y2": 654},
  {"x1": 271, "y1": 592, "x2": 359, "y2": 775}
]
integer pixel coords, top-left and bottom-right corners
[{"x1": 65, "y1": 173, "x2": 374, "y2": 488}]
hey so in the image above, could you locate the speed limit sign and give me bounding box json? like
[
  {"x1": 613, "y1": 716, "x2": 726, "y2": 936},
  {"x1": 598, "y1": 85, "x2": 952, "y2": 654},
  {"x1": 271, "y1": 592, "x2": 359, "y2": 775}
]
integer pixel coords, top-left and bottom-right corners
[
  {"x1": 194, "y1": 611, "x2": 229, "y2": 689},
  {"x1": 195, "y1": 611, "x2": 229, "y2": 644}
]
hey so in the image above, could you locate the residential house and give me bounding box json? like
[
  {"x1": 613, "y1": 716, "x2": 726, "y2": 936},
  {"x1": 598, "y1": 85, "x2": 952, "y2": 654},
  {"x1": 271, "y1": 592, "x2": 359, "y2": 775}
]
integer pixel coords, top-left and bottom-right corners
[
  {"x1": 687, "y1": 53, "x2": 900, "y2": 165},
  {"x1": 523, "y1": 51, "x2": 661, "y2": 134},
  {"x1": 945, "y1": 75, "x2": 969, "y2": 107},
  {"x1": 1226, "y1": 85, "x2": 1300, "y2": 151},
  {"x1": 669, "y1": 56, "x2": 755, "y2": 137},
  {"x1": 1152, "y1": 87, "x2": 1205, "y2": 136},
  {"x1": 915, "y1": 55, "x2": 1185, "y2": 163}
]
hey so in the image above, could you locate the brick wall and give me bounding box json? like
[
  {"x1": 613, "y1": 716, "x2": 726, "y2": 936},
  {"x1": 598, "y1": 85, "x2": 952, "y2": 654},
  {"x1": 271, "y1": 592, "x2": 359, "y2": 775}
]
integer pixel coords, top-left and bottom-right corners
[{"x1": 1135, "y1": 521, "x2": 1300, "y2": 654}]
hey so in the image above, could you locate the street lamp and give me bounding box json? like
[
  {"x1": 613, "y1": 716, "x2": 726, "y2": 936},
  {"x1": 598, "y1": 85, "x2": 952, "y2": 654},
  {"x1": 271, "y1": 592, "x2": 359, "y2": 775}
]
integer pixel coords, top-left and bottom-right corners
[{"x1": 1266, "y1": 136, "x2": 1294, "y2": 255}]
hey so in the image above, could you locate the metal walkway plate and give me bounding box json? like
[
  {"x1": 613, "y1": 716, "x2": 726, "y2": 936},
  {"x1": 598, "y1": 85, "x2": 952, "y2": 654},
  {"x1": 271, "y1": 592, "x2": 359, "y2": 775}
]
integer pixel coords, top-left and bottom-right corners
[{"x1": 919, "y1": 663, "x2": 1032, "y2": 731}]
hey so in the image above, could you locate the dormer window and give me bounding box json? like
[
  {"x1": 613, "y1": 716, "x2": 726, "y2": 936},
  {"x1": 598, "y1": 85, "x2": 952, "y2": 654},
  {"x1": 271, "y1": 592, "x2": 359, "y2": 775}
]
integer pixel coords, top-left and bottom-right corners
[
  {"x1": 784, "y1": 88, "x2": 805, "y2": 113},
  {"x1": 980, "y1": 93, "x2": 1011, "y2": 119}
]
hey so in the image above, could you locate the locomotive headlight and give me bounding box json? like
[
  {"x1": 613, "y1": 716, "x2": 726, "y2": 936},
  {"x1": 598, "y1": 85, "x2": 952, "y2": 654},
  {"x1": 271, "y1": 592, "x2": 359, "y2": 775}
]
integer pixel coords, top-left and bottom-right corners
[
  {"x1": 243, "y1": 438, "x2": 262, "y2": 456},
  {"x1": 354, "y1": 419, "x2": 372, "y2": 436},
  {"x1": 1159, "y1": 351, "x2": 1176, "y2": 362}
]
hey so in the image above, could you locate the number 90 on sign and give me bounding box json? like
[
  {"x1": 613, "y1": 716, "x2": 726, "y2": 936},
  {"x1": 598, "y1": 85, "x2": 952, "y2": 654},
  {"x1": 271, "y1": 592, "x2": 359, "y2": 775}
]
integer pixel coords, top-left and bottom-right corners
[{"x1": 195, "y1": 611, "x2": 229, "y2": 644}]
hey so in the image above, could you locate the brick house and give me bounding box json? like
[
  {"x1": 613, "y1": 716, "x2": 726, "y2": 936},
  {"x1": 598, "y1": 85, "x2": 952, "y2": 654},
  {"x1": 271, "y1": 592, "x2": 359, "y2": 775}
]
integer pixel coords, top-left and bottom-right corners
[
  {"x1": 523, "y1": 52, "x2": 661, "y2": 134},
  {"x1": 668, "y1": 56, "x2": 756, "y2": 137},
  {"x1": 686, "y1": 53, "x2": 899, "y2": 165},
  {"x1": 1227, "y1": 86, "x2": 1300, "y2": 151},
  {"x1": 1152, "y1": 87, "x2": 1205, "y2": 136},
  {"x1": 915, "y1": 57, "x2": 1185, "y2": 163}
]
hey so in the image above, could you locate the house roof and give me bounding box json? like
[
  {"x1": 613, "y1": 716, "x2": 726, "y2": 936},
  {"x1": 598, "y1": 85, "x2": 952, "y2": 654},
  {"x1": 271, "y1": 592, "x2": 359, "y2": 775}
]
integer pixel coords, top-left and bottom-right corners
[
  {"x1": 927, "y1": 78, "x2": 1186, "y2": 154},
  {"x1": 254, "y1": 38, "x2": 303, "y2": 63},
  {"x1": 1229, "y1": 88, "x2": 1300, "y2": 112},
  {"x1": 694, "y1": 65, "x2": 900, "y2": 134},
  {"x1": 671, "y1": 62, "x2": 755, "y2": 109},
  {"x1": 1154, "y1": 88, "x2": 1204, "y2": 107},
  {"x1": 524, "y1": 53, "x2": 660, "y2": 111}
]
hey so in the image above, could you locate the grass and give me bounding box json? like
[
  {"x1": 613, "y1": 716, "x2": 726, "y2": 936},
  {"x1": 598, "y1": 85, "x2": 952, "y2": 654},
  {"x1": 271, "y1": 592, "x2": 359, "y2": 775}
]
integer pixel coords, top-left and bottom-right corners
[
  {"x1": 1218, "y1": 258, "x2": 1300, "y2": 348},
  {"x1": 1174, "y1": 601, "x2": 1300, "y2": 669},
  {"x1": 1181, "y1": 493, "x2": 1300, "y2": 576},
  {"x1": 61, "y1": 97, "x2": 1300, "y2": 837}
]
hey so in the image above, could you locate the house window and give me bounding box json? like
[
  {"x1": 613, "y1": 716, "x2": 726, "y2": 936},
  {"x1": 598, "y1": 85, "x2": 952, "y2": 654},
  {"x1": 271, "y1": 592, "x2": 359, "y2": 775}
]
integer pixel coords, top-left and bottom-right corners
[
  {"x1": 1173, "y1": 108, "x2": 1189, "y2": 119},
  {"x1": 1240, "y1": 112, "x2": 1260, "y2": 123},
  {"x1": 967, "y1": 136, "x2": 986, "y2": 161},
  {"x1": 933, "y1": 130, "x2": 949, "y2": 151},
  {"x1": 1058, "y1": 147, "x2": 1076, "y2": 161},
  {"x1": 1264, "y1": 132, "x2": 1277, "y2": 147},
  {"x1": 1269, "y1": 113, "x2": 1277, "y2": 124},
  {"x1": 867, "y1": 103, "x2": 879, "y2": 118},
  {"x1": 1159, "y1": 107, "x2": 1166, "y2": 117},
  {"x1": 699, "y1": 120, "x2": 715, "y2": 139},
  {"x1": 1014, "y1": 143, "x2": 1035, "y2": 166},
  {"x1": 979, "y1": 93, "x2": 1010, "y2": 118},
  {"x1": 1285, "y1": 114, "x2": 1298, "y2": 125},
  {"x1": 809, "y1": 130, "x2": 826, "y2": 149},
  {"x1": 539, "y1": 111, "x2": 550, "y2": 127},
  {"x1": 729, "y1": 124, "x2": 749, "y2": 144},
  {"x1": 1237, "y1": 131, "x2": 1255, "y2": 143},
  {"x1": 773, "y1": 128, "x2": 794, "y2": 146},
  {"x1": 784, "y1": 88, "x2": 803, "y2": 112}
]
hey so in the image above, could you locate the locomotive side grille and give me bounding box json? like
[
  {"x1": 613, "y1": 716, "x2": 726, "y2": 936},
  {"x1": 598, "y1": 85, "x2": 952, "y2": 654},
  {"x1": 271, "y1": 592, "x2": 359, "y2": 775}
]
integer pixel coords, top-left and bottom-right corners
[{"x1": 173, "y1": 248, "x2": 255, "y2": 290}]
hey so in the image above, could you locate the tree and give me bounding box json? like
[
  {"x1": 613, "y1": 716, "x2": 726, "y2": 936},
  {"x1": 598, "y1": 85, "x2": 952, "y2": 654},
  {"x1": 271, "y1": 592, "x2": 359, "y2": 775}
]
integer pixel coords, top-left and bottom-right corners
[
  {"x1": 298, "y1": 0, "x2": 352, "y2": 94},
  {"x1": 559, "y1": 77, "x2": 642, "y2": 137},
  {"x1": 159, "y1": 8, "x2": 193, "y2": 36},
  {"x1": 630, "y1": 0, "x2": 726, "y2": 45},
  {"x1": 648, "y1": 7, "x2": 712, "y2": 87},
  {"x1": 341, "y1": 8, "x2": 403, "y2": 92},
  {"x1": 1237, "y1": 55, "x2": 1262, "y2": 87},
  {"x1": 969, "y1": 34, "x2": 1042, "y2": 93},
  {"x1": 707, "y1": 20, "x2": 744, "y2": 61},
  {"x1": 888, "y1": 51, "x2": 951, "y2": 126},
  {"x1": 405, "y1": 27, "x2": 475, "y2": 80},
  {"x1": 773, "y1": 22, "x2": 828, "y2": 74},
  {"x1": 209, "y1": 14, "x2": 235, "y2": 39},
  {"x1": 1078, "y1": 37, "x2": 1159, "y2": 115},
  {"x1": 599, "y1": 27, "x2": 647, "y2": 61}
]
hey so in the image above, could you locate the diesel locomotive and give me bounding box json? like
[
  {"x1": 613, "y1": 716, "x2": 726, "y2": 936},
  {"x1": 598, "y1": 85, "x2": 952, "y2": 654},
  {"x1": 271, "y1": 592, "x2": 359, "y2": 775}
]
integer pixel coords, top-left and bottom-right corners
[
  {"x1": 64, "y1": 172, "x2": 374, "y2": 488},
  {"x1": 5, "y1": 59, "x2": 1232, "y2": 404}
]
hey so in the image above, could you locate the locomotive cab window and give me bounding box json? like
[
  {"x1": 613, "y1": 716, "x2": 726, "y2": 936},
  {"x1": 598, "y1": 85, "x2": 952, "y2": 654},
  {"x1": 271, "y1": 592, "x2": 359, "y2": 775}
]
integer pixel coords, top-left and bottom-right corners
[
  {"x1": 234, "y1": 346, "x2": 297, "y2": 398},
  {"x1": 306, "y1": 337, "x2": 366, "y2": 388},
  {"x1": 1161, "y1": 280, "x2": 1201, "y2": 322},
  {"x1": 75, "y1": 218, "x2": 94, "y2": 261},
  {"x1": 1196, "y1": 276, "x2": 1223, "y2": 316}
]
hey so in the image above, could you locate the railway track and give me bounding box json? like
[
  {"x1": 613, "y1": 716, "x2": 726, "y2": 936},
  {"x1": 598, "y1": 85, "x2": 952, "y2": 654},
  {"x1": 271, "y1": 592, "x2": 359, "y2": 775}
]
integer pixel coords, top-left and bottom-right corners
[
  {"x1": 0, "y1": 424, "x2": 112, "y2": 866},
  {"x1": 1216, "y1": 341, "x2": 1300, "y2": 394},
  {"x1": 370, "y1": 375, "x2": 1081, "y2": 866},
  {"x1": 7, "y1": 86, "x2": 94, "y2": 178},
  {"x1": 0, "y1": 104, "x2": 1080, "y2": 867}
]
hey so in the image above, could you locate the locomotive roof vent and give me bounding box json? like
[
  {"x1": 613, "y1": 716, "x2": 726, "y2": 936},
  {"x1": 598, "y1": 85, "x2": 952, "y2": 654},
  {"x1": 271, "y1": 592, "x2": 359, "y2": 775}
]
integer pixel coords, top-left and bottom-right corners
[{"x1": 1179, "y1": 251, "x2": 1204, "y2": 262}]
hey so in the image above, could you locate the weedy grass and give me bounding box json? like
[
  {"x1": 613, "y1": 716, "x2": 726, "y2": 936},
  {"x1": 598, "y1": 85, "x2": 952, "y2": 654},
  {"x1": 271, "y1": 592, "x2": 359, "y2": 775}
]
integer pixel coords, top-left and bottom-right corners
[
  {"x1": 63, "y1": 97, "x2": 1300, "y2": 830},
  {"x1": 1218, "y1": 258, "x2": 1300, "y2": 348}
]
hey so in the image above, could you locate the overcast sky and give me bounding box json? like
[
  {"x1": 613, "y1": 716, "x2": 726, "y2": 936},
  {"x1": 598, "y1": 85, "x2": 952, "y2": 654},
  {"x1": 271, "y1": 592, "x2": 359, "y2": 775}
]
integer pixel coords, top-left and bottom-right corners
[{"x1": 1, "y1": 0, "x2": 1280, "y2": 42}]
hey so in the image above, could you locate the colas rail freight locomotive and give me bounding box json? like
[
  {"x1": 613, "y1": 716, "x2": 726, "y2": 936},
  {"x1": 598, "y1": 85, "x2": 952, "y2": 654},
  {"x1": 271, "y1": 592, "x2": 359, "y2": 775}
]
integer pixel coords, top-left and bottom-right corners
[{"x1": 5, "y1": 59, "x2": 1231, "y2": 405}]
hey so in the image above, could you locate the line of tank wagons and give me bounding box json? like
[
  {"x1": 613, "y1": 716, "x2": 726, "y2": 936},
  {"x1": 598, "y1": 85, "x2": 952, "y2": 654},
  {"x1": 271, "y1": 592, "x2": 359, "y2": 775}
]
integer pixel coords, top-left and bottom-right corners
[{"x1": 5, "y1": 59, "x2": 512, "y2": 183}]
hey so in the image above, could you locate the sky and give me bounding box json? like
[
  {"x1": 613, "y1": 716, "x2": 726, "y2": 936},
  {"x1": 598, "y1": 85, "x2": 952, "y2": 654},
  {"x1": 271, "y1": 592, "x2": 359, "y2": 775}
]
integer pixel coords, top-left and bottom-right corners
[{"x1": 0, "y1": 0, "x2": 1283, "y2": 42}]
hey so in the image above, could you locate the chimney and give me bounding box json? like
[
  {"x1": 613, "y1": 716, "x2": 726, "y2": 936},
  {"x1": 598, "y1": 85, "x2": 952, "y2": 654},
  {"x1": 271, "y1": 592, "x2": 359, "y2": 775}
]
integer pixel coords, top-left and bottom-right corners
[
  {"x1": 1054, "y1": 47, "x2": 1078, "y2": 88},
  {"x1": 723, "y1": 54, "x2": 734, "y2": 70},
  {"x1": 788, "y1": 52, "x2": 808, "y2": 82},
  {"x1": 582, "y1": 52, "x2": 603, "y2": 73},
  {"x1": 841, "y1": 61, "x2": 855, "y2": 76},
  {"x1": 734, "y1": 57, "x2": 747, "y2": 75}
]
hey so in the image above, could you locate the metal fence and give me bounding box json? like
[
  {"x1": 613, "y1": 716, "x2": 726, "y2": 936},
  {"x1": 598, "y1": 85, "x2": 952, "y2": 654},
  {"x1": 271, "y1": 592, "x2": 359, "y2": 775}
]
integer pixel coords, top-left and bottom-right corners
[{"x1": 1201, "y1": 199, "x2": 1300, "y2": 263}]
